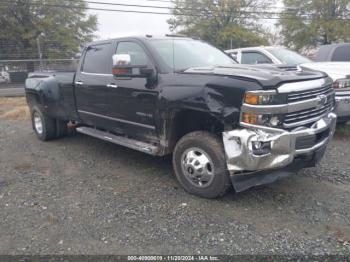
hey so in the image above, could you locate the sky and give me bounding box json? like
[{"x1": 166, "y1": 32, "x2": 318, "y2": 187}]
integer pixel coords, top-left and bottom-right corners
[
  {"x1": 87, "y1": 0, "x2": 173, "y2": 39},
  {"x1": 87, "y1": 0, "x2": 284, "y2": 40}
]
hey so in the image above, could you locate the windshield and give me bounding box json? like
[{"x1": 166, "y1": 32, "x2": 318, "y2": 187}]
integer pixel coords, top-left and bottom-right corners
[
  {"x1": 149, "y1": 39, "x2": 236, "y2": 71},
  {"x1": 268, "y1": 48, "x2": 312, "y2": 65}
]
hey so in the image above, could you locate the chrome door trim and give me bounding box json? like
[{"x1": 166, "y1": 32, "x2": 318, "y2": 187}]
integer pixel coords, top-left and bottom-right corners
[
  {"x1": 78, "y1": 110, "x2": 156, "y2": 130},
  {"x1": 81, "y1": 72, "x2": 113, "y2": 76}
]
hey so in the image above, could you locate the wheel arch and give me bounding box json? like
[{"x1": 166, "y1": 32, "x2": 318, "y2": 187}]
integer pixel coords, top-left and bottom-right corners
[{"x1": 160, "y1": 108, "x2": 227, "y2": 155}]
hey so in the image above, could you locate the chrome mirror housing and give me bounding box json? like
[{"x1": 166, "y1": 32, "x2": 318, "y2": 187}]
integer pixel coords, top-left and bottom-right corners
[{"x1": 112, "y1": 54, "x2": 131, "y2": 67}]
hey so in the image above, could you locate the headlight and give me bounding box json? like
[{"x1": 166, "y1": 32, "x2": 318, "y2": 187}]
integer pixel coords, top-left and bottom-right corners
[
  {"x1": 241, "y1": 91, "x2": 285, "y2": 127},
  {"x1": 244, "y1": 93, "x2": 275, "y2": 105},
  {"x1": 333, "y1": 78, "x2": 350, "y2": 89},
  {"x1": 243, "y1": 90, "x2": 285, "y2": 105},
  {"x1": 242, "y1": 113, "x2": 282, "y2": 127}
]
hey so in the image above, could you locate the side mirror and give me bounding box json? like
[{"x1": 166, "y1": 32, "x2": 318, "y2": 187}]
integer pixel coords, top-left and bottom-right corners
[{"x1": 112, "y1": 54, "x2": 154, "y2": 78}]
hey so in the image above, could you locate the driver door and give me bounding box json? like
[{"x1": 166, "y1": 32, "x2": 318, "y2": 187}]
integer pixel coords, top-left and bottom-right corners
[{"x1": 104, "y1": 40, "x2": 159, "y2": 142}]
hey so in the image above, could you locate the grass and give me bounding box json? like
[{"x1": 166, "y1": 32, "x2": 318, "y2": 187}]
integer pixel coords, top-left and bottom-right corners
[
  {"x1": 0, "y1": 97, "x2": 30, "y2": 120},
  {"x1": 335, "y1": 124, "x2": 350, "y2": 138}
]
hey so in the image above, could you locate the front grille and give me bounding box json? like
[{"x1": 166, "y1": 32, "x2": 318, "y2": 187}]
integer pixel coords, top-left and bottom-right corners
[
  {"x1": 283, "y1": 84, "x2": 335, "y2": 128},
  {"x1": 284, "y1": 99, "x2": 334, "y2": 127},
  {"x1": 287, "y1": 84, "x2": 333, "y2": 103}
]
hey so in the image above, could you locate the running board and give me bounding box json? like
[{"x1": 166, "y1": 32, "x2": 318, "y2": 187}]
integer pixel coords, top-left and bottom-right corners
[{"x1": 76, "y1": 126, "x2": 159, "y2": 155}]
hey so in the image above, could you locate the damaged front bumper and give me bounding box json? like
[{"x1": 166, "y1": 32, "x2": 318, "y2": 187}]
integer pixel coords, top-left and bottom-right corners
[{"x1": 222, "y1": 112, "x2": 337, "y2": 192}]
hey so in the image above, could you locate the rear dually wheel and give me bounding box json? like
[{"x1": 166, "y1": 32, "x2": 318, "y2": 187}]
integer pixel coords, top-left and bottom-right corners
[{"x1": 31, "y1": 106, "x2": 57, "y2": 141}]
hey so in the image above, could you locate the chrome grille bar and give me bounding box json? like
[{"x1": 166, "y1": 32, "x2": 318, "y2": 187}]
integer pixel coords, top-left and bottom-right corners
[
  {"x1": 282, "y1": 83, "x2": 335, "y2": 128},
  {"x1": 288, "y1": 85, "x2": 333, "y2": 102},
  {"x1": 284, "y1": 104, "x2": 335, "y2": 128}
]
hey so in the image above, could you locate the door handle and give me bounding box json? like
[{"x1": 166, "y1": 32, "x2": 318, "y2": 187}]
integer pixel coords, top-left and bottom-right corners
[
  {"x1": 107, "y1": 83, "x2": 118, "y2": 88},
  {"x1": 75, "y1": 81, "x2": 84, "y2": 86}
]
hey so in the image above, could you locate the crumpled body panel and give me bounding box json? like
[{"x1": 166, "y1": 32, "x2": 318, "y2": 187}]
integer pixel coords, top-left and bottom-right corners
[
  {"x1": 222, "y1": 113, "x2": 337, "y2": 174},
  {"x1": 223, "y1": 128, "x2": 293, "y2": 172}
]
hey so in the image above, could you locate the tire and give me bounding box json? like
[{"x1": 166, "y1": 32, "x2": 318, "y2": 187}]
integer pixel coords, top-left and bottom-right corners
[
  {"x1": 172, "y1": 131, "x2": 231, "y2": 198},
  {"x1": 56, "y1": 119, "x2": 68, "y2": 138},
  {"x1": 31, "y1": 106, "x2": 57, "y2": 141}
]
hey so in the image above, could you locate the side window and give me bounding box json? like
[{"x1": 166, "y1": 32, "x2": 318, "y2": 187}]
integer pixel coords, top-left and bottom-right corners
[
  {"x1": 332, "y1": 46, "x2": 350, "y2": 61},
  {"x1": 241, "y1": 52, "x2": 273, "y2": 64},
  {"x1": 116, "y1": 42, "x2": 148, "y2": 65},
  {"x1": 82, "y1": 43, "x2": 111, "y2": 74}
]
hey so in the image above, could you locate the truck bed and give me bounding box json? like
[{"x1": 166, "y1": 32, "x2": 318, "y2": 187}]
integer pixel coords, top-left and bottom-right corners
[{"x1": 25, "y1": 71, "x2": 79, "y2": 121}]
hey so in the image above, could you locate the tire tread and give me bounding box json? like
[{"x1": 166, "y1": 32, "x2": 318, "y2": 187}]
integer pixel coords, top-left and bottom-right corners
[
  {"x1": 173, "y1": 131, "x2": 231, "y2": 198},
  {"x1": 31, "y1": 106, "x2": 57, "y2": 141}
]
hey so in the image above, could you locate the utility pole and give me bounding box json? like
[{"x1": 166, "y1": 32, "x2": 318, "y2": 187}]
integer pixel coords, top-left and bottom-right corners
[{"x1": 36, "y1": 32, "x2": 44, "y2": 71}]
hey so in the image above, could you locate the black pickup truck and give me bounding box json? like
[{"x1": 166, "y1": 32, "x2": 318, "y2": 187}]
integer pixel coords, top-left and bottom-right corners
[{"x1": 25, "y1": 36, "x2": 337, "y2": 198}]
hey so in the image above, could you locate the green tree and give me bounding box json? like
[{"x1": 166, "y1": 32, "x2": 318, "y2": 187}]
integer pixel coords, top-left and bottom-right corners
[
  {"x1": 280, "y1": 0, "x2": 350, "y2": 51},
  {"x1": 0, "y1": 0, "x2": 97, "y2": 61},
  {"x1": 168, "y1": 0, "x2": 274, "y2": 49}
]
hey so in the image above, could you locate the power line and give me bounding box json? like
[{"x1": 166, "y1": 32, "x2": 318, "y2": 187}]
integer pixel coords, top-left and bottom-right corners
[
  {"x1": 1, "y1": 1, "x2": 349, "y2": 21},
  {"x1": 80, "y1": 0, "x2": 338, "y2": 12},
  {"x1": 0, "y1": 59, "x2": 79, "y2": 62},
  {"x1": 95, "y1": 0, "x2": 291, "y2": 10},
  {"x1": 76, "y1": 0, "x2": 293, "y2": 15},
  {"x1": 4, "y1": 0, "x2": 269, "y2": 15}
]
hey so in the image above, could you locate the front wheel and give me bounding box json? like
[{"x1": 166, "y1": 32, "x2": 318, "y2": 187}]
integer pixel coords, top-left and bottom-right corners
[{"x1": 173, "y1": 131, "x2": 231, "y2": 198}]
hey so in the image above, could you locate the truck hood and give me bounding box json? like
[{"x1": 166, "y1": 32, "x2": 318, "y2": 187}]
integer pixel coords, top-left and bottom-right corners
[
  {"x1": 300, "y1": 62, "x2": 350, "y2": 80},
  {"x1": 183, "y1": 64, "x2": 327, "y2": 88}
]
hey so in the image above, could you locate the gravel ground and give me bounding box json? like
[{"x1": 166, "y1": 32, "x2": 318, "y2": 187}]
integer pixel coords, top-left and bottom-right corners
[{"x1": 0, "y1": 117, "x2": 350, "y2": 255}]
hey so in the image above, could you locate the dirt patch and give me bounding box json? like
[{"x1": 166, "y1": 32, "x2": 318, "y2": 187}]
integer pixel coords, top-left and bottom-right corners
[
  {"x1": 0, "y1": 97, "x2": 30, "y2": 120},
  {"x1": 14, "y1": 163, "x2": 33, "y2": 172},
  {"x1": 46, "y1": 213, "x2": 60, "y2": 225},
  {"x1": 1, "y1": 106, "x2": 30, "y2": 120},
  {"x1": 0, "y1": 97, "x2": 27, "y2": 108}
]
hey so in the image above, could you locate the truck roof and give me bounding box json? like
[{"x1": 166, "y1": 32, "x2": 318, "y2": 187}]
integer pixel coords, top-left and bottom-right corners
[
  {"x1": 86, "y1": 35, "x2": 193, "y2": 46},
  {"x1": 225, "y1": 46, "x2": 283, "y2": 53}
]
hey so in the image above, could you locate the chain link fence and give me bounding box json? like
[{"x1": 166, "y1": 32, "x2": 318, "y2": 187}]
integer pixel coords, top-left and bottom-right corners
[{"x1": 0, "y1": 59, "x2": 79, "y2": 86}]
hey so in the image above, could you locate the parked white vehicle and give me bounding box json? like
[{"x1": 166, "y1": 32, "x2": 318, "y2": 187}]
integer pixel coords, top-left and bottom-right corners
[
  {"x1": 0, "y1": 66, "x2": 11, "y2": 83},
  {"x1": 226, "y1": 46, "x2": 350, "y2": 123}
]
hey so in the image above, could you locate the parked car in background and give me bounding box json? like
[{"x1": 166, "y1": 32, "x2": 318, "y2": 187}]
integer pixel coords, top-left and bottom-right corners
[
  {"x1": 315, "y1": 43, "x2": 350, "y2": 62},
  {"x1": 0, "y1": 65, "x2": 11, "y2": 83},
  {"x1": 226, "y1": 46, "x2": 350, "y2": 123}
]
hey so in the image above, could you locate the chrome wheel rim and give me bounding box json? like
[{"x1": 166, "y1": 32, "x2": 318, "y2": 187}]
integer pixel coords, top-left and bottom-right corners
[
  {"x1": 33, "y1": 112, "x2": 43, "y2": 135},
  {"x1": 181, "y1": 147, "x2": 215, "y2": 188}
]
